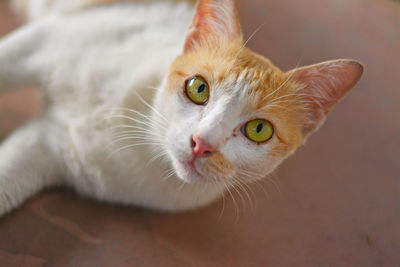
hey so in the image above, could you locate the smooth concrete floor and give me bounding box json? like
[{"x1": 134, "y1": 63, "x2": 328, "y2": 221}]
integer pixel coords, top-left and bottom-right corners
[{"x1": 0, "y1": 0, "x2": 399, "y2": 266}]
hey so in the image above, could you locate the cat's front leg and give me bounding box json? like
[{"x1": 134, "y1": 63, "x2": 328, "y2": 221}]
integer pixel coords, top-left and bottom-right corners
[{"x1": 0, "y1": 117, "x2": 63, "y2": 216}]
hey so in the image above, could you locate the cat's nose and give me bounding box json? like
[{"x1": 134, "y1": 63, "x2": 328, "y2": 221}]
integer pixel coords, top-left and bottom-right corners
[{"x1": 191, "y1": 135, "x2": 214, "y2": 157}]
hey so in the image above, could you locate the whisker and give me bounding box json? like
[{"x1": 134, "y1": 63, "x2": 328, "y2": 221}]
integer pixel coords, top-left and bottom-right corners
[
  {"x1": 179, "y1": 179, "x2": 186, "y2": 191},
  {"x1": 243, "y1": 22, "x2": 267, "y2": 48},
  {"x1": 109, "y1": 107, "x2": 150, "y2": 119},
  {"x1": 132, "y1": 90, "x2": 169, "y2": 123},
  {"x1": 267, "y1": 93, "x2": 311, "y2": 104},
  {"x1": 111, "y1": 132, "x2": 161, "y2": 139},
  {"x1": 231, "y1": 176, "x2": 253, "y2": 210},
  {"x1": 251, "y1": 178, "x2": 269, "y2": 197},
  {"x1": 142, "y1": 85, "x2": 159, "y2": 91},
  {"x1": 229, "y1": 179, "x2": 246, "y2": 212},
  {"x1": 147, "y1": 150, "x2": 169, "y2": 167},
  {"x1": 235, "y1": 171, "x2": 263, "y2": 204},
  {"x1": 267, "y1": 173, "x2": 284, "y2": 195},
  {"x1": 223, "y1": 180, "x2": 240, "y2": 223},
  {"x1": 263, "y1": 72, "x2": 296, "y2": 100},
  {"x1": 111, "y1": 130, "x2": 163, "y2": 139},
  {"x1": 106, "y1": 114, "x2": 163, "y2": 131},
  {"x1": 108, "y1": 135, "x2": 162, "y2": 148},
  {"x1": 108, "y1": 142, "x2": 161, "y2": 158},
  {"x1": 211, "y1": 179, "x2": 226, "y2": 221},
  {"x1": 109, "y1": 107, "x2": 168, "y2": 129},
  {"x1": 263, "y1": 56, "x2": 304, "y2": 101},
  {"x1": 227, "y1": 21, "x2": 267, "y2": 74},
  {"x1": 162, "y1": 168, "x2": 177, "y2": 181},
  {"x1": 109, "y1": 125, "x2": 163, "y2": 136},
  {"x1": 240, "y1": 168, "x2": 283, "y2": 196},
  {"x1": 236, "y1": 177, "x2": 257, "y2": 208},
  {"x1": 236, "y1": 170, "x2": 281, "y2": 199}
]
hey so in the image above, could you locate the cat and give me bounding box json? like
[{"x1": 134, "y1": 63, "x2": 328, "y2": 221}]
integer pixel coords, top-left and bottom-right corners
[{"x1": 0, "y1": 0, "x2": 363, "y2": 215}]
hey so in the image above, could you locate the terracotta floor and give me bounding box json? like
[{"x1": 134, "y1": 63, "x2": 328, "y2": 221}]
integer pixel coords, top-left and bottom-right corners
[{"x1": 0, "y1": 0, "x2": 399, "y2": 266}]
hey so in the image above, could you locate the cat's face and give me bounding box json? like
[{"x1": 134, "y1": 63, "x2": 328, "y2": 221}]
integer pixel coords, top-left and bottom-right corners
[
  {"x1": 157, "y1": 43, "x2": 302, "y2": 184},
  {"x1": 153, "y1": 0, "x2": 363, "y2": 184}
]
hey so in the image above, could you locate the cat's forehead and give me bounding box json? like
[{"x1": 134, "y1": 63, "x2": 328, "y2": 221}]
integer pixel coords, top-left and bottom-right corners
[
  {"x1": 206, "y1": 50, "x2": 290, "y2": 109},
  {"x1": 169, "y1": 46, "x2": 288, "y2": 109}
]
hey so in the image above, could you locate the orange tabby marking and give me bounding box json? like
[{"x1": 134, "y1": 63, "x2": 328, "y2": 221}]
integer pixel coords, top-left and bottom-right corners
[{"x1": 205, "y1": 151, "x2": 233, "y2": 176}]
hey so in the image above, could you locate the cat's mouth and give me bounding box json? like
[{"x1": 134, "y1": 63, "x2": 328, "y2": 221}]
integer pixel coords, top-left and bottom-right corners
[
  {"x1": 187, "y1": 158, "x2": 201, "y2": 175},
  {"x1": 183, "y1": 158, "x2": 205, "y2": 178},
  {"x1": 170, "y1": 145, "x2": 232, "y2": 183},
  {"x1": 173, "y1": 157, "x2": 210, "y2": 183},
  {"x1": 175, "y1": 155, "x2": 230, "y2": 184}
]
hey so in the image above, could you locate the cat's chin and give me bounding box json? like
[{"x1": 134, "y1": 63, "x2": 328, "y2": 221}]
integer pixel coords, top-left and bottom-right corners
[{"x1": 173, "y1": 158, "x2": 215, "y2": 184}]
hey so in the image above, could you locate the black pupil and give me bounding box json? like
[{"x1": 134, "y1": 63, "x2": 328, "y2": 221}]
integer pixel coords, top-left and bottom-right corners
[
  {"x1": 197, "y1": 84, "x2": 205, "y2": 93},
  {"x1": 256, "y1": 123, "x2": 263, "y2": 133}
]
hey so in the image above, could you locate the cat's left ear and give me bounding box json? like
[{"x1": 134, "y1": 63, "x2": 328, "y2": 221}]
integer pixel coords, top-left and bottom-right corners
[
  {"x1": 184, "y1": 0, "x2": 242, "y2": 53},
  {"x1": 291, "y1": 59, "x2": 364, "y2": 136}
]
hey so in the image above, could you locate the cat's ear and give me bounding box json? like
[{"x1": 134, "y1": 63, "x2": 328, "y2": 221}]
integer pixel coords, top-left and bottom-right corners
[
  {"x1": 184, "y1": 0, "x2": 242, "y2": 53},
  {"x1": 291, "y1": 59, "x2": 364, "y2": 136}
]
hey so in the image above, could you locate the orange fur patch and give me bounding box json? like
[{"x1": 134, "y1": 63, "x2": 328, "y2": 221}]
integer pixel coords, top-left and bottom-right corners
[{"x1": 205, "y1": 151, "x2": 233, "y2": 176}]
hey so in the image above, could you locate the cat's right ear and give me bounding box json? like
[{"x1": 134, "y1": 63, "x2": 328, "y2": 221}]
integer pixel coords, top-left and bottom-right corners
[
  {"x1": 290, "y1": 59, "x2": 364, "y2": 136},
  {"x1": 183, "y1": 0, "x2": 243, "y2": 53}
]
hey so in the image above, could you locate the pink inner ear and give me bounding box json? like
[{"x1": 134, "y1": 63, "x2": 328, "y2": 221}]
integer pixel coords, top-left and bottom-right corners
[
  {"x1": 296, "y1": 60, "x2": 363, "y2": 113},
  {"x1": 184, "y1": 0, "x2": 242, "y2": 53},
  {"x1": 184, "y1": 1, "x2": 215, "y2": 52},
  {"x1": 292, "y1": 59, "x2": 364, "y2": 134}
]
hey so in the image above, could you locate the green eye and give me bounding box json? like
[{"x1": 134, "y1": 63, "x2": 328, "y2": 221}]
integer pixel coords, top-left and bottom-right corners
[
  {"x1": 244, "y1": 119, "x2": 274, "y2": 143},
  {"x1": 185, "y1": 76, "x2": 209, "y2": 105}
]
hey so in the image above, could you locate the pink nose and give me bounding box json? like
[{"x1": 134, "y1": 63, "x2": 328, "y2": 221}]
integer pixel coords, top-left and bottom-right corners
[{"x1": 191, "y1": 135, "x2": 214, "y2": 157}]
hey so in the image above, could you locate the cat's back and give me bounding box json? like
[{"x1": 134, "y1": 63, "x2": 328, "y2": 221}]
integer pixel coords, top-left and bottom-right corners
[{"x1": 38, "y1": 1, "x2": 193, "y2": 109}]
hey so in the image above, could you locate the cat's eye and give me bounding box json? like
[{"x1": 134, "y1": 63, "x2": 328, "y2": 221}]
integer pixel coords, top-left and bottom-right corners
[
  {"x1": 244, "y1": 119, "x2": 274, "y2": 143},
  {"x1": 185, "y1": 76, "x2": 209, "y2": 105}
]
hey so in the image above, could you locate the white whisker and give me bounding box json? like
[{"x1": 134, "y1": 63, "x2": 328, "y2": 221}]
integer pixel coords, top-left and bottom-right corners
[
  {"x1": 231, "y1": 176, "x2": 253, "y2": 210},
  {"x1": 108, "y1": 135, "x2": 162, "y2": 148},
  {"x1": 106, "y1": 114, "x2": 161, "y2": 131},
  {"x1": 263, "y1": 56, "x2": 304, "y2": 101},
  {"x1": 147, "y1": 150, "x2": 169, "y2": 167},
  {"x1": 223, "y1": 180, "x2": 240, "y2": 223},
  {"x1": 109, "y1": 125, "x2": 163, "y2": 136},
  {"x1": 108, "y1": 142, "x2": 160, "y2": 158},
  {"x1": 111, "y1": 130, "x2": 163, "y2": 139},
  {"x1": 132, "y1": 90, "x2": 168, "y2": 123},
  {"x1": 227, "y1": 21, "x2": 267, "y2": 74}
]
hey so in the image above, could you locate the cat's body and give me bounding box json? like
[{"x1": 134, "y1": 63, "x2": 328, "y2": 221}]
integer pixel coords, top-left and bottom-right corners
[
  {"x1": 0, "y1": 0, "x2": 363, "y2": 216},
  {"x1": 1, "y1": 1, "x2": 223, "y2": 212}
]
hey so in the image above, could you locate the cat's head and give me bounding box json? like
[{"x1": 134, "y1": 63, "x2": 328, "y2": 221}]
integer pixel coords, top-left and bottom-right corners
[{"x1": 154, "y1": 0, "x2": 363, "y2": 184}]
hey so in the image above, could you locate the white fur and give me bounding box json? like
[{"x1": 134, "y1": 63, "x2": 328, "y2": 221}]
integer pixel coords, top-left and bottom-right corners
[
  {"x1": 11, "y1": 0, "x2": 95, "y2": 21},
  {"x1": 0, "y1": 1, "x2": 229, "y2": 214},
  {"x1": 0, "y1": 0, "x2": 295, "y2": 215}
]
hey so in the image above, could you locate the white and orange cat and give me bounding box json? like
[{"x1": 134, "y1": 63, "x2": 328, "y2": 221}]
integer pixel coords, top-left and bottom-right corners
[{"x1": 0, "y1": 0, "x2": 363, "y2": 215}]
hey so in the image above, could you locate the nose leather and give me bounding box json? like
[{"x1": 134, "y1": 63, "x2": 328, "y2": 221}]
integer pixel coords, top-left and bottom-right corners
[{"x1": 192, "y1": 136, "x2": 214, "y2": 157}]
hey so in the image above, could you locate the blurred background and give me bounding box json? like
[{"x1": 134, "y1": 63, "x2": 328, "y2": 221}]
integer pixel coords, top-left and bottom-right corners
[{"x1": 0, "y1": 0, "x2": 399, "y2": 266}]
